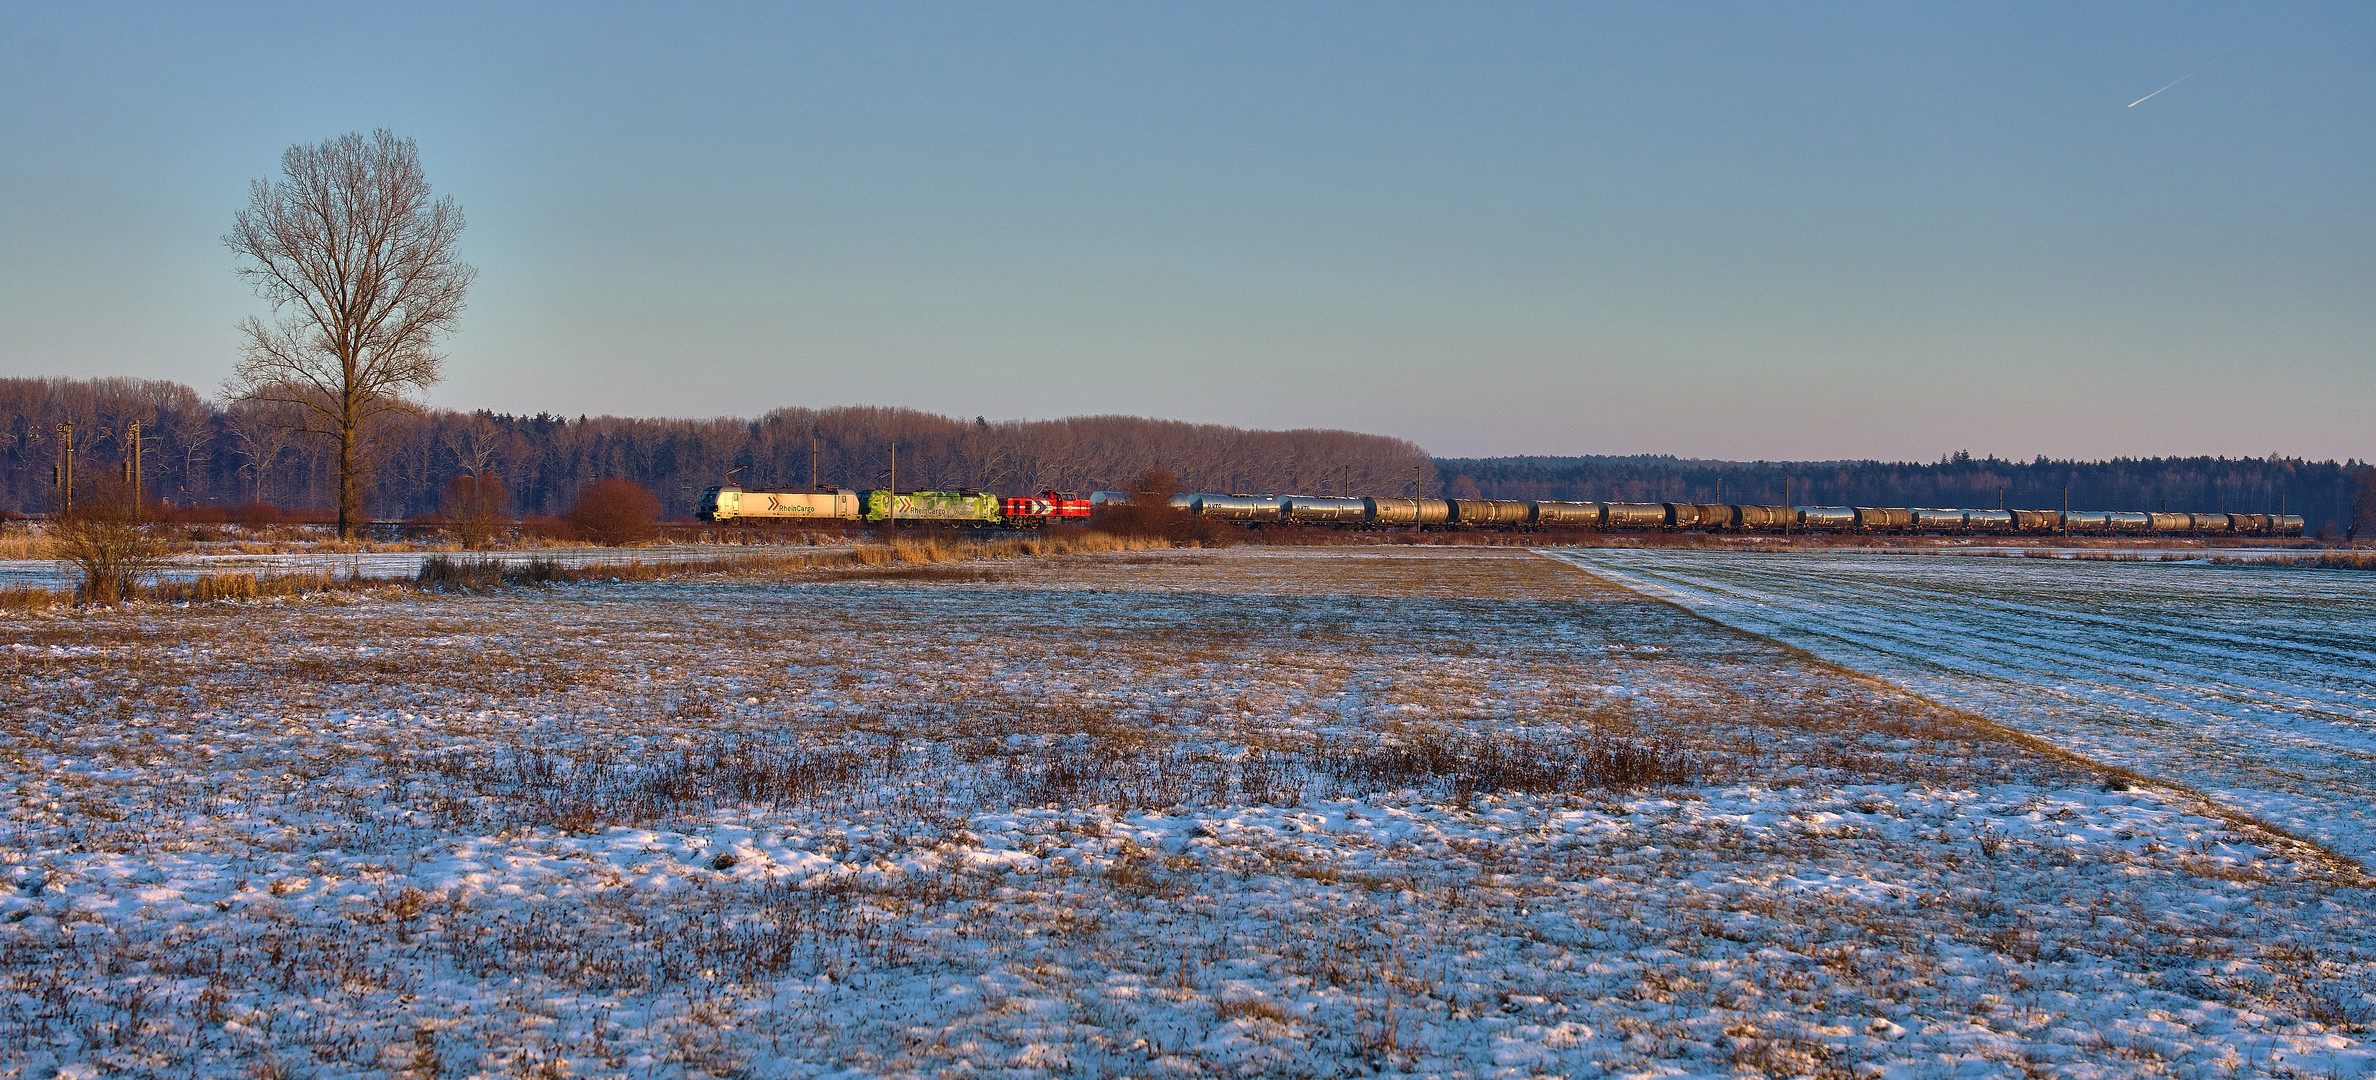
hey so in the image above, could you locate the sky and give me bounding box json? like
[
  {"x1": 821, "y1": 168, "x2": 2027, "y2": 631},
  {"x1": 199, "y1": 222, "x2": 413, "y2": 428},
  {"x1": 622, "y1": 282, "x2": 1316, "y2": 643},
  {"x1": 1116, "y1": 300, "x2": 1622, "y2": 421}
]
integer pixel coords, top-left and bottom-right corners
[{"x1": 1, "y1": 2, "x2": 2368, "y2": 461}]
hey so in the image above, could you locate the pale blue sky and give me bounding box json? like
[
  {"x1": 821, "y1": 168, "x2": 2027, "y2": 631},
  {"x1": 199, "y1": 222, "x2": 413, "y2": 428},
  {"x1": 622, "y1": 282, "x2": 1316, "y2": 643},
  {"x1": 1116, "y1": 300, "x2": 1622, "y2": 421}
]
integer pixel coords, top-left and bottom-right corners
[{"x1": 2, "y1": 2, "x2": 2368, "y2": 459}]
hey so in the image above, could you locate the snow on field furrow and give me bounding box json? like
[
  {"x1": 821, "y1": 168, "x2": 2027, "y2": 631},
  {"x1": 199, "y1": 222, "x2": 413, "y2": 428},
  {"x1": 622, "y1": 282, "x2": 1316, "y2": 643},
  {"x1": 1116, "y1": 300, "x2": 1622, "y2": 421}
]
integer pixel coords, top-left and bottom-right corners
[
  {"x1": 1623, "y1": 569, "x2": 2376, "y2": 754},
  {"x1": 1543, "y1": 555, "x2": 2376, "y2": 738},
  {"x1": 1550, "y1": 548, "x2": 2376, "y2": 865},
  {"x1": 1632, "y1": 570, "x2": 2372, "y2": 735},
  {"x1": 1555, "y1": 555, "x2": 2376, "y2": 803},
  {"x1": 1586, "y1": 554, "x2": 2370, "y2": 687}
]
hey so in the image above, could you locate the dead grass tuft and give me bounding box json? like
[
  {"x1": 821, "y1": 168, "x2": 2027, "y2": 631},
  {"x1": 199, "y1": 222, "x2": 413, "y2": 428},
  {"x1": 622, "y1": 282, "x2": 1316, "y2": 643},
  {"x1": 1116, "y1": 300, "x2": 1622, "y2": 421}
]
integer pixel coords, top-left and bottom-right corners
[
  {"x1": 0, "y1": 585, "x2": 65, "y2": 611},
  {"x1": 1317, "y1": 732, "x2": 1696, "y2": 800}
]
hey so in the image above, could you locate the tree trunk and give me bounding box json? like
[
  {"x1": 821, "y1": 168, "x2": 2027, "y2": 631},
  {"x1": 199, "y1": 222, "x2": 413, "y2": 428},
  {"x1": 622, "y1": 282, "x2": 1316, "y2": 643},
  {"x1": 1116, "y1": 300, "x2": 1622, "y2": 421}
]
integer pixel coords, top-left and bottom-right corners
[{"x1": 339, "y1": 416, "x2": 359, "y2": 539}]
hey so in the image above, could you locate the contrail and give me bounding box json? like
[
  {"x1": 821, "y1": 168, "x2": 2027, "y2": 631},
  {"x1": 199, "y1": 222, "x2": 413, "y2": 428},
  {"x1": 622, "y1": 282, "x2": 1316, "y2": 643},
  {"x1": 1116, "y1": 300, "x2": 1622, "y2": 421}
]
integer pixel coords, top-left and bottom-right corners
[{"x1": 2129, "y1": 45, "x2": 2238, "y2": 108}]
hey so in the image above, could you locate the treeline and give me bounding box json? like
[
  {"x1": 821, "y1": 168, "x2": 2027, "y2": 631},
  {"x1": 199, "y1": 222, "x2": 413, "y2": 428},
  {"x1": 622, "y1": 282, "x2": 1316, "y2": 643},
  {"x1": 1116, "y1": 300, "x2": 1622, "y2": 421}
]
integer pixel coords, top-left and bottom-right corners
[
  {"x1": 1437, "y1": 452, "x2": 2373, "y2": 536},
  {"x1": 8, "y1": 376, "x2": 2363, "y2": 535},
  {"x1": 0, "y1": 377, "x2": 1432, "y2": 520}
]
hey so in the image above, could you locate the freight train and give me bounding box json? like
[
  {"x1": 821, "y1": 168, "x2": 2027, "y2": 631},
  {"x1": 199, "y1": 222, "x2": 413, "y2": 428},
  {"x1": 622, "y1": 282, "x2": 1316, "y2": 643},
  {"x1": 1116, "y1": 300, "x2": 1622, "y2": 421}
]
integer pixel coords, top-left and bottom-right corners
[{"x1": 695, "y1": 484, "x2": 2305, "y2": 536}]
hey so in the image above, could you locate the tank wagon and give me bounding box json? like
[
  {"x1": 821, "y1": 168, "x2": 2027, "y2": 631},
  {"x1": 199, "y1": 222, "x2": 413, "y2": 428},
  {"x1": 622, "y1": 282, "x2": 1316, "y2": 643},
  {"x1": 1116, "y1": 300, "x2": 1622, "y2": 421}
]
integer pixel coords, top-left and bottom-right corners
[
  {"x1": 1532, "y1": 501, "x2": 1604, "y2": 527},
  {"x1": 1367, "y1": 497, "x2": 1452, "y2": 527},
  {"x1": 1603, "y1": 503, "x2": 1669, "y2": 530},
  {"x1": 2062, "y1": 511, "x2": 2111, "y2": 534},
  {"x1": 1180, "y1": 493, "x2": 2304, "y2": 537},
  {"x1": 1450, "y1": 499, "x2": 1533, "y2": 528},
  {"x1": 1733, "y1": 505, "x2": 1792, "y2": 530},
  {"x1": 1280, "y1": 496, "x2": 1368, "y2": 526},
  {"x1": 1797, "y1": 506, "x2": 1857, "y2": 531},
  {"x1": 1195, "y1": 494, "x2": 1285, "y2": 525}
]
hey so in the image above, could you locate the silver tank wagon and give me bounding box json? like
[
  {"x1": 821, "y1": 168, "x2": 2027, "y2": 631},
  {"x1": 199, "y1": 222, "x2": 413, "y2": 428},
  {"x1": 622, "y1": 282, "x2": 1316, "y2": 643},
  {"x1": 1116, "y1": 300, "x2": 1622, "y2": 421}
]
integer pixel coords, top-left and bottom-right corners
[
  {"x1": 1604, "y1": 503, "x2": 1669, "y2": 530},
  {"x1": 1856, "y1": 507, "x2": 1915, "y2": 532},
  {"x1": 2147, "y1": 512, "x2": 2192, "y2": 533},
  {"x1": 1192, "y1": 494, "x2": 1284, "y2": 524},
  {"x1": 1280, "y1": 496, "x2": 1368, "y2": 526},
  {"x1": 1965, "y1": 509, "x2": 2015, "y2": 532},
  {"x1": 1365, "y1": 497, "x2": 1451, "y2": 526},
  {"x1": 2190, "y1": 513, "x2": 2234, "y2": 533},
  {"x1": 1912, "y1": 509, "x2": 1968, "y2": 532},
  {"x1": 1795, "y1": 506, "x2": 1857, "y2": 531},
  {"x1": 1662, "y1": 503, "x2": 1710, "y2": 530},
  {"x1": 1449, "y1": 499, "x2": 1532, "y2": 527},
  {"x1": 2105, "y1": 512, "x2": 2153, "y2": 534},
  {"x1": 1531, "y1": 501, "x2": 1605, "y2": 527}
]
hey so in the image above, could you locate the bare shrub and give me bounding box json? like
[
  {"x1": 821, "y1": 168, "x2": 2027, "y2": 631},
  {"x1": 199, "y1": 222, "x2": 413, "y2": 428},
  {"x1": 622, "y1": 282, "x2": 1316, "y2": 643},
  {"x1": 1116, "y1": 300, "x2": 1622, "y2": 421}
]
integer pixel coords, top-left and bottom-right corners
[
  {"x1": 1092, "y1": 467, "x2": 1226, "y2": 544},
  {"x1": 50, "y1": 488, "x2": 166, "y2": 605},
  {"x1": 441, "y1": 473, "x2": 510, "y2": 548},
  {"x1": 566, "y1": 478, "x2": 661, "y2": 545}
]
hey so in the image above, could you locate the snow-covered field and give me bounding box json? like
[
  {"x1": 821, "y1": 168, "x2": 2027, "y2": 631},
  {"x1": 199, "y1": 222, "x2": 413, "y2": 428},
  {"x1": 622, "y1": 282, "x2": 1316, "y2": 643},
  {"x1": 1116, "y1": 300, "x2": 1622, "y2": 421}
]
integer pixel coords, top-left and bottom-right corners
[
  {"x1": 1548, "y1": 549, "x2": 2376, "y2": 867},
  {"x1": 2, "y1": 546, "x2": 2371, "y2": 1077}
]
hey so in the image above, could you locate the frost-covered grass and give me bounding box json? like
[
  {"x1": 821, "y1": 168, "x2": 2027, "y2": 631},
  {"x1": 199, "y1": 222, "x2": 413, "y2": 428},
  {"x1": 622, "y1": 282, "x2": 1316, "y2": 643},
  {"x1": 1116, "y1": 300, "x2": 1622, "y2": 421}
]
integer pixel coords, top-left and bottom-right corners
[{"x1": 1, "y1": 547, "x2": 2371, "y2": 1078}]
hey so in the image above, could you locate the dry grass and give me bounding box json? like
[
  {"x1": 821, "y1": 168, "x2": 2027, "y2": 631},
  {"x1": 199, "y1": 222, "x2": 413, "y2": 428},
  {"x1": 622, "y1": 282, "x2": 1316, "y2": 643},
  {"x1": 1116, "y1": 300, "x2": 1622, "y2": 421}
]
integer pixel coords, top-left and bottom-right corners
[
  {"x1": 0, "y1": 532, "x2": 50, "y2": 559},
  {"x1": 412, "y1": 531, "x2": 1177, "y2": 593},
  {"x1": 0, "y1": 586, "x2": 64, "y2": 611},
  {"x1": 142, "y1": 571, "x2": 400, "y2": 603},
  {"x1": 2214, "y1": 550, "x2": 2376, "y2": 571}
]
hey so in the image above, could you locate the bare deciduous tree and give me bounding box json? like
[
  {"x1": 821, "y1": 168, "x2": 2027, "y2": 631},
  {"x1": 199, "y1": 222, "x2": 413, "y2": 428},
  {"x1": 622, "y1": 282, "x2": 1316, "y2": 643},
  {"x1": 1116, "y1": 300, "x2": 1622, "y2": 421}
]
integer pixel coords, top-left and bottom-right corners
[
  {"x1": 441, "y1": 413, "x2": 505, "y2": 477},
  {"x1": 225, "y1": 130, "x2": 474, "y2": 537},
  {"x1": 2349, "y1": 469, "x2": 2376, "y2": 543},
  {"x1": 223, "y1": 399, "x2": 301, "y2": 505}
]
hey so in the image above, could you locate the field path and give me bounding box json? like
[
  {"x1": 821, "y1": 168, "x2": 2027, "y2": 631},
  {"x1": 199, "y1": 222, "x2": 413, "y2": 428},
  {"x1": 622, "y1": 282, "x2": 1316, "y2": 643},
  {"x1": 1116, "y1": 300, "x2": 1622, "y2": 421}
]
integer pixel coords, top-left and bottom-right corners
[{"x1": 1546, "y1": 548, "x2": 2376, "y2": 864}]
